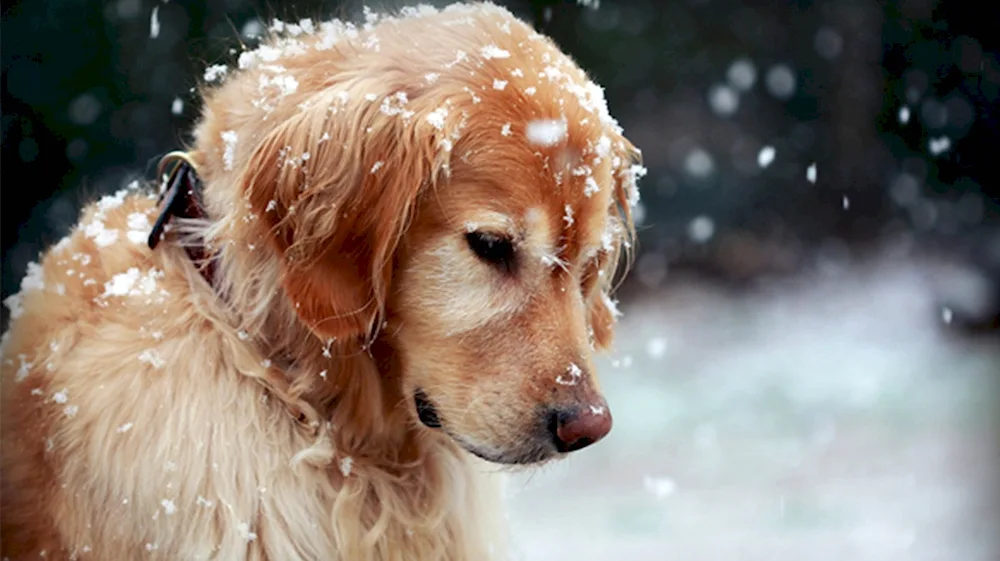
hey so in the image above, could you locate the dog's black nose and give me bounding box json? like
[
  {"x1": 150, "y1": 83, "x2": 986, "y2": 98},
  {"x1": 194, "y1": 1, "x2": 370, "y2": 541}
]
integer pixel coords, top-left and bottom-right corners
[{"x1": 547, "y1": 402, "x2": 612, "y2": 453}]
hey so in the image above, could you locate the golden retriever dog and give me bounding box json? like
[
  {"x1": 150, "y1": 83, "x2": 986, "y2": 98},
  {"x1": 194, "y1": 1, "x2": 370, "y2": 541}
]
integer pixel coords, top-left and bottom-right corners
[{"x1": 0, "y1": 3, "x2": 643, "y2": 559}]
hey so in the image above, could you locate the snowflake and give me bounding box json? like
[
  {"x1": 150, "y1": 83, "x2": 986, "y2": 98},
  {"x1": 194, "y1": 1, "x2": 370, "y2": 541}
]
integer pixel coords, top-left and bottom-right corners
[
  {"x1": 480, "y1": 45, "x2": 510, "y2": 59},
  {"x1": 160, "y1": 499, "x2": 176, "y2": 515},
  {"x1": 221, "y1": 130, "x2": 238, "y2": 171},
  {"x1": 203, "y1": 64, "x2": 228, "y2": 82},
  {"x1": 757, "y1": 145, "x2": 776, "y2": 168},
  {"x1": 525, "y1": 119, "x2": 567, "y2": 147}
]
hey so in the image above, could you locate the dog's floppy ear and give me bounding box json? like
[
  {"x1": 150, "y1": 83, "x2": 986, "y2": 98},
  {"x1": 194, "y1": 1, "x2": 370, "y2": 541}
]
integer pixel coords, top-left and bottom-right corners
[
  {"x1": 589, "y1": 289, "x2": 619, "y2": 350},
  {"x1": 241, "y1": 87, "x2": 454, "y2": 341},
  {"x1": 588, "y1": 134, "x2": 643, "y2": 351}
]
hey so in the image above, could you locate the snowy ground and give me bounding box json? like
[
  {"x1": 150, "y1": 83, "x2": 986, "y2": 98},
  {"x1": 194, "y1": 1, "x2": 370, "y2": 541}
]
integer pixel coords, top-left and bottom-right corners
[{"x1": 504, "y1": 254, "x2": 1000, "y2": 561}]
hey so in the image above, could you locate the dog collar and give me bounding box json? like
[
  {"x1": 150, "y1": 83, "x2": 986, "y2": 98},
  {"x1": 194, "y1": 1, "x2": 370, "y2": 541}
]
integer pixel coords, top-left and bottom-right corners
[{"x1": 148, "y1": 151, "x2": 217, "y2": 287}]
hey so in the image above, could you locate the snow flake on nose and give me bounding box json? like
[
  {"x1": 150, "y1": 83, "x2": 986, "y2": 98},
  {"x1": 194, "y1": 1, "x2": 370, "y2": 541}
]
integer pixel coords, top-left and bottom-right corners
[{"x1": 556, "y1": 363, "x2": 583, "y2": 386}]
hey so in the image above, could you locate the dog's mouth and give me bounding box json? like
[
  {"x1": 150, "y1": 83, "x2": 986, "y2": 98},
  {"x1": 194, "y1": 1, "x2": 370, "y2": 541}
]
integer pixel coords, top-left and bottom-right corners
[{"x1": 412, "y1": 389, "x2": 556, "y2": 466}]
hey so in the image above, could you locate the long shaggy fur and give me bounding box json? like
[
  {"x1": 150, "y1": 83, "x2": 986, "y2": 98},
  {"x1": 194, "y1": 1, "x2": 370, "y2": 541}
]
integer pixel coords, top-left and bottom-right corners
[{"x1": 1, "y1": 3, "x2": 641, "y2": 560}]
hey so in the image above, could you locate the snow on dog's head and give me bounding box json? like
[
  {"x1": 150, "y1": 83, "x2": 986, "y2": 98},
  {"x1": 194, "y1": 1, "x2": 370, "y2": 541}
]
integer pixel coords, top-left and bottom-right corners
[{"x1": 193, "y1": 2, "x2": 643, "y2": 465}]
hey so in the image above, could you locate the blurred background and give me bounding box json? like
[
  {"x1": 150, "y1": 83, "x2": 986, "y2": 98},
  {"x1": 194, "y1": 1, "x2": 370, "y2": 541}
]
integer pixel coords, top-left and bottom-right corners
[{"x1": 2, "y1": 0, "x2": 998, "y2": 559}]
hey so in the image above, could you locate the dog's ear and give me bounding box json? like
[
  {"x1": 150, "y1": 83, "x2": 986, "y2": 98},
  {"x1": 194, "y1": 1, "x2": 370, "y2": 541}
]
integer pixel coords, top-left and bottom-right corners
[
  {"x1": 588, "y1": 133, "x2": 643, "y2": 352},
  {"x1": 240, "y1": 87, "x2": 455, "y2": 341},
  {"x1": 588, "y1": 291, "x2": 617, "y2": 351}
]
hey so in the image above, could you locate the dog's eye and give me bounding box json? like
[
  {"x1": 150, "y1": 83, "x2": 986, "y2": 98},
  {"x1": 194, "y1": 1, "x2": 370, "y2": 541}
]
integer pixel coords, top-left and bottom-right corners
[{"x1": 466, "y1": 231, "x2": 515, "y2": 272}]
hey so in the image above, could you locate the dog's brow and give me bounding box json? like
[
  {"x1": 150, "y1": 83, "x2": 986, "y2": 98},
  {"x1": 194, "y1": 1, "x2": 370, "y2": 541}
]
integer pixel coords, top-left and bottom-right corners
[{"x1": 463, "y1": 212, "x2": 514, "y2": 234}]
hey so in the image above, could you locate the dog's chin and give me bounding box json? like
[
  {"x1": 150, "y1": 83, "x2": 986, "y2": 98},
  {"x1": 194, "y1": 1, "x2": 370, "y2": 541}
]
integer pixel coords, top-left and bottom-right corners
[{"x1": 413, "y1": 389, "x2": 557, "y2": 466}]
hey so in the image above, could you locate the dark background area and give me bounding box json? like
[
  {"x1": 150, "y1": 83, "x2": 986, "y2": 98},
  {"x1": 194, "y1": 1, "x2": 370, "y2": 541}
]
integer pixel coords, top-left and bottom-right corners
[{"x1": 3, "y1": 0, "x2": 999, "y2": 327}]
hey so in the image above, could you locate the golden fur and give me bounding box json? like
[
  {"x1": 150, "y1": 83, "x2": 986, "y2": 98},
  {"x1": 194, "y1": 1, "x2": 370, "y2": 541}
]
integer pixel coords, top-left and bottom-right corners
[{"x1": 0, "y1": 3, "x2": 642, "y2": 559}]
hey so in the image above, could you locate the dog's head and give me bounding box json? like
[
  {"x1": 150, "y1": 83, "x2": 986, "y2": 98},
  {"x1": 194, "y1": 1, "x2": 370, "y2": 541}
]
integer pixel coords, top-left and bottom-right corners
[{"x1": 217, "y1": 4, "x2": 643, "y2": 464}]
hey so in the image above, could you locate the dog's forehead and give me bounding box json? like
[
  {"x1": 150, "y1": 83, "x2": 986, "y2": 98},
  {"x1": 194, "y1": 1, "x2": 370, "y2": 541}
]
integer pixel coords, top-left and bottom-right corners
[
  {"x1": 449, "y1": 113, "x2": 616, "y2": 261},
  {"x1": 410, "y1": 7, "x2": 625, "y2": 259}
]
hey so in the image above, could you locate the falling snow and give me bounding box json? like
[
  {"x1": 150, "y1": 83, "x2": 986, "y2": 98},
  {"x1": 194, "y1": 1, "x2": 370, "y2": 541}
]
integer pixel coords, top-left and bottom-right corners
[
  {"x1": 149, "y1": 6, "x2": 161, "y2": 39},
  {"x1": 757, "y1": 145, "x2": 776, "y2": 168},
  {"x1": 941, "y1": 307, "x2": 953, "y2": 324},
  {"x1": 928, "y1": 136, "x2": 952, "y2": 156},
  {"x1": 708, "y1": 84, "x2": 739, "y2": 116},
  {"x1": 684, "y1": 148, "x2": 714, "y2": 178},
  {"x1": 643, "y1": 475, "x2": 677, "y2": 499},
  {"x1": 687, "y1": 215, "x2": 715, "y2": 243},
  {"x1": 765, "y1": 64, "x2": 797, "y2": 99},
  {"x1": 727, "y1": 58, "x2": 757, "y2": 91},
  {"x1": 646, "y1": 337, "x2": 668, "y2": 358}
]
